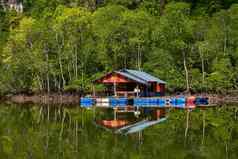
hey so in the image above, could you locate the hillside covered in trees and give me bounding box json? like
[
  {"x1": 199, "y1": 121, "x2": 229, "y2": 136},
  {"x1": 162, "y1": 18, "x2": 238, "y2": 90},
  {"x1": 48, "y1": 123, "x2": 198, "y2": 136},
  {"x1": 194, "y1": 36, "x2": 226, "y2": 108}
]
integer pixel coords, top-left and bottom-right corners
[{"x1": 0, "y1": 0, "x2": 238, "y2": 95}]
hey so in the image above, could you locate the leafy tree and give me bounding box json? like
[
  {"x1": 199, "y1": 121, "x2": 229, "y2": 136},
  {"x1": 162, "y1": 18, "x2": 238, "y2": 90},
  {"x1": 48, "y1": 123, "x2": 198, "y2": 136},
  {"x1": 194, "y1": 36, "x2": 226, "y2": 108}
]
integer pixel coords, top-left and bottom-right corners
[{"x1": 0, "y1": 0, "x2": 238, "y2": 94}]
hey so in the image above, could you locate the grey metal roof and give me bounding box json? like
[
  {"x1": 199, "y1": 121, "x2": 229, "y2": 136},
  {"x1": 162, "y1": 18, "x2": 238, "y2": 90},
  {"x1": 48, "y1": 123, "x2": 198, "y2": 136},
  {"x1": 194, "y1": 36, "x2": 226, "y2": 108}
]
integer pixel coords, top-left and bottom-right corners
[{"x1": 118, "y1": 69, "x2": 166, "y2": 84}]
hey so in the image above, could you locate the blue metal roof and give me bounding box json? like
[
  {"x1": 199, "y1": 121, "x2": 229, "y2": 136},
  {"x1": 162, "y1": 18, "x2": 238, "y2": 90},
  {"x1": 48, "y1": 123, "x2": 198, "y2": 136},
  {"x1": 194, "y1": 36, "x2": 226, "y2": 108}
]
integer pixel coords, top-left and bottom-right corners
[
  {"x1": 115, "y1": 71, "x2": 148, "y2": 85},
  {"x1": 117, "y1": 69, "x2": 166, "y2": 84}
]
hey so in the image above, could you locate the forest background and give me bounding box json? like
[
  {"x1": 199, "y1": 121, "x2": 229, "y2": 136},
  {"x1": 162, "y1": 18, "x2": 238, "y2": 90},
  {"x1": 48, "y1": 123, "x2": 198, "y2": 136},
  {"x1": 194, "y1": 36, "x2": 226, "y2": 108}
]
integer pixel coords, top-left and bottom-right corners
[{"x1": 0, "y1": 0, "x2": 238, "y2": 96}]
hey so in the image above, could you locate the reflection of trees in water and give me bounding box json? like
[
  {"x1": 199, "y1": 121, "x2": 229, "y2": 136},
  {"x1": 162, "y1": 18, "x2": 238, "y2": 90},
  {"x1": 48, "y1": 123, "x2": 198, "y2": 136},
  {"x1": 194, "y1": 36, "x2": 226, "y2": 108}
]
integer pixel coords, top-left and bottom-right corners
[
  {"x1": 202, "y1": 110, "x2": 206, "y2": 145},
  {"x1": 184, "y1": 109, "x2": 190, "y2": 142},
  {"x1": 0, "y1": 104, "x2": 237, "y2": 158}
]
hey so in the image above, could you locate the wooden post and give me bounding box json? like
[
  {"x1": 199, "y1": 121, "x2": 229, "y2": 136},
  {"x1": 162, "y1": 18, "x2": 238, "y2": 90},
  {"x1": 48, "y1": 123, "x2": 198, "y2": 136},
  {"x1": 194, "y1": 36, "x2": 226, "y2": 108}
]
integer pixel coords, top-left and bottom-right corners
[
  {"x1": 114, "y1": 108, "x2": 117, "y2": 120},
  {"x1": 92, "y1": 85, "x2": 96, "y2": 97},
  {"x1": 136, "y1": 85, "x2": 139, "y2": 97},
  {"x1": 114, "y1": 82, "x2": 117, "y2": 97}
]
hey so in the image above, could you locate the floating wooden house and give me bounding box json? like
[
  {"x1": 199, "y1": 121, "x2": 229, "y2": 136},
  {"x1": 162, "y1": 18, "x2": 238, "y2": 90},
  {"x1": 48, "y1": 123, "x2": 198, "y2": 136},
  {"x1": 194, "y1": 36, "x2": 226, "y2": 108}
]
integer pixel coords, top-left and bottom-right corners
[{"x1": 93, "y1": 69, "x2": 166, "y2": 97}]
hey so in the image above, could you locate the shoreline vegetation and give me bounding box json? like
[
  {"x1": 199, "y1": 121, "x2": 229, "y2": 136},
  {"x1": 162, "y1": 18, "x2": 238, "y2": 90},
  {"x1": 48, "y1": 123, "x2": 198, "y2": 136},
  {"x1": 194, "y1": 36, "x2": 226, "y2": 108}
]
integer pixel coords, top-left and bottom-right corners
[{"x1": 1, "y1": 93, "x2": 238, "y2": 105}]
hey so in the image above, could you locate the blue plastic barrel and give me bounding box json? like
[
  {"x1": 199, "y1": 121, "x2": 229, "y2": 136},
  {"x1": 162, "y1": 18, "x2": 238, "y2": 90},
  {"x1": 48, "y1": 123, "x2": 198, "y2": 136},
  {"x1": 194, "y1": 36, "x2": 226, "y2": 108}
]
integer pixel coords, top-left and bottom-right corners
[
  {"x1": 202, "y1": 98, "x2": 209, "y2": 105},
  {"x1": 80, "y1": 98, "x2": 94, "y2": 108},
  {"x1": 139, "y1": 98, "x2": 146, "y2": 107},
  {"x1": 157, "y1": 99, "x2": 166, "y2": 107},
  {"x1": 133, "y1": 98, "x2": 144, "y2": 107},
  {"x1": 110, "y1": 98, "x2": 128, "y2": 107},
  {"x1": 148, "y1": 98, "x2": 158, "y2": 107},
  {"x1": 145, "y1": 98, "x2": 151, "y2": 107},
  {"x1": 117, "y1": 98, "x2": 128, "y2": 107},
  {"x1": 109, "y1": 97, "x2": 118, "y2": 107},
  {"x1": 176, "y1": 97, "x2": 186, "y2": 108},
  {"x1": 134, "y1": 98, "x2": 168, "y2": 107},
  {"x1": 133, "y1": 98, "x2": 139, "y2": 107},
  {"x1": 171, "y1": 98, "x2": 185, "y2": 108},
  {"x1": 177, "y1": 97, "x2": 186, "y2": 104},
  {"x1": 170, "y1": 98, "x2": 177, "y2": 106},
  {"x1": 141, "y1": 98, "x2": 146, "y2": 107},
  {"x1": 195, "y1": 97, "x2": 209, "y2": 105}
]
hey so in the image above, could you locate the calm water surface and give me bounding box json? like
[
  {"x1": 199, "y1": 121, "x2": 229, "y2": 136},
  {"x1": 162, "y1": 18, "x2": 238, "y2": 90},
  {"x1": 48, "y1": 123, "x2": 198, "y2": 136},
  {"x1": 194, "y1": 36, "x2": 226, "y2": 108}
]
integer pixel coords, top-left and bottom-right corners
[{"x1": 0, "y1": 103, "x2": 237, "y2": 159}]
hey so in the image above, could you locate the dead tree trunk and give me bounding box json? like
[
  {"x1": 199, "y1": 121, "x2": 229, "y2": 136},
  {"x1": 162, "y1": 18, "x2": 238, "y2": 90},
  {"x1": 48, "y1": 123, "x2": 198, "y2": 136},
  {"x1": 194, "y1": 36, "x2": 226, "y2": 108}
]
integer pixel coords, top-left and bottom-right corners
[
  {"x1": 45, "y1": 49, "x2": 50, "y2": 94},
  {"x1": 183, "y1": 50, "x2": 190, "y2": 93}
]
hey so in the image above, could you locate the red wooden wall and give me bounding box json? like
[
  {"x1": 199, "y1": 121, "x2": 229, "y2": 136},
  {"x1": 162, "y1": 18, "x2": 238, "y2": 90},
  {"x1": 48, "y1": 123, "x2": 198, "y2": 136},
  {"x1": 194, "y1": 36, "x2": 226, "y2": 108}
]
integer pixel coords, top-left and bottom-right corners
[{"x1": 98, "y1": 73, "x2": 132, "y2": 83}]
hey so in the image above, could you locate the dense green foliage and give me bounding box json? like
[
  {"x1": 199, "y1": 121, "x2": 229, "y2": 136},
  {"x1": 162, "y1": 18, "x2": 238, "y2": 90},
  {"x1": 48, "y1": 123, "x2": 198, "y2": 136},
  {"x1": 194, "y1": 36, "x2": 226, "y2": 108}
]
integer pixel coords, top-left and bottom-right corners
[
  {"x1": 0, "y1": 0, "x2": 238, "y2": 94},
  {"x1": 0, "y1": 103, "x2": 237, "y2": 158}
]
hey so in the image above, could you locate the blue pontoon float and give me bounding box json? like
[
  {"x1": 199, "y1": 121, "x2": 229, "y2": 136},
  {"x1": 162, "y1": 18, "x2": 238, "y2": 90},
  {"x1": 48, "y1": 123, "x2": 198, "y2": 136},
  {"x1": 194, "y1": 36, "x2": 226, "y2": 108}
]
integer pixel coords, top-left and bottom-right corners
[{"x1": 80, "y1": 96, "x2": 209, "y2": 108}]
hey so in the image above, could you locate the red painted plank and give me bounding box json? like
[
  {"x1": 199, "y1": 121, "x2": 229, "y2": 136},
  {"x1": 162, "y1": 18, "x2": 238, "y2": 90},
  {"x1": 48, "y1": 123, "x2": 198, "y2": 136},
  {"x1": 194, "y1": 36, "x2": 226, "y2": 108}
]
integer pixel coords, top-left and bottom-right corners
[{"x1": 100, "y1": 73, "x2": 132, "y2": 83}]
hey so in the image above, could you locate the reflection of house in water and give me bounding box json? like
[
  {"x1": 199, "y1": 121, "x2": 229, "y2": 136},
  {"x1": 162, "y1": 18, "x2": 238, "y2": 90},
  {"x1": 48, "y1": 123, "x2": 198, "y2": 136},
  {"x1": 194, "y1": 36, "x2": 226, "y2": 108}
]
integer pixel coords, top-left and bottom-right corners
[
  {"x1": 1, "y1": 0, "x2": 23, "y2": 12},
  {"x1": 95, "y1": 108, "x2": 168, "y2": 134}
]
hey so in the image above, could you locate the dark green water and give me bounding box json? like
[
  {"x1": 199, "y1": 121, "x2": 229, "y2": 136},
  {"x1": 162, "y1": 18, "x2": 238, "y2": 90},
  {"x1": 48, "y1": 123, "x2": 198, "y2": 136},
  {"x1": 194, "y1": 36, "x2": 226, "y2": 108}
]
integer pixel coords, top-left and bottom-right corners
[{"x1": 0, "y1": 103, "x2": 237, "y2": 159}]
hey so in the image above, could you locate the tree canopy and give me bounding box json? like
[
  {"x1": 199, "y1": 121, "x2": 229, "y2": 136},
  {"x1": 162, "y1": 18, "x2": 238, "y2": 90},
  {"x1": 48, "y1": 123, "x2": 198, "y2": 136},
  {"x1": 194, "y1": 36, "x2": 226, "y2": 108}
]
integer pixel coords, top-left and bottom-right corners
[{"x1": 0, "y1": 0, "x2": 238, "y2": 94}]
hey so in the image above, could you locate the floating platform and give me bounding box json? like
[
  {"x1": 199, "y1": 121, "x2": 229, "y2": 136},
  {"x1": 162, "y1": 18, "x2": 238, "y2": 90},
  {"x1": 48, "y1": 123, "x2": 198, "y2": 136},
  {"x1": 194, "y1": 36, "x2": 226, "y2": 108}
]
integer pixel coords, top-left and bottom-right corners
[{"x1": 80, "y1": 96, "x2": 210, "y2": 109}]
